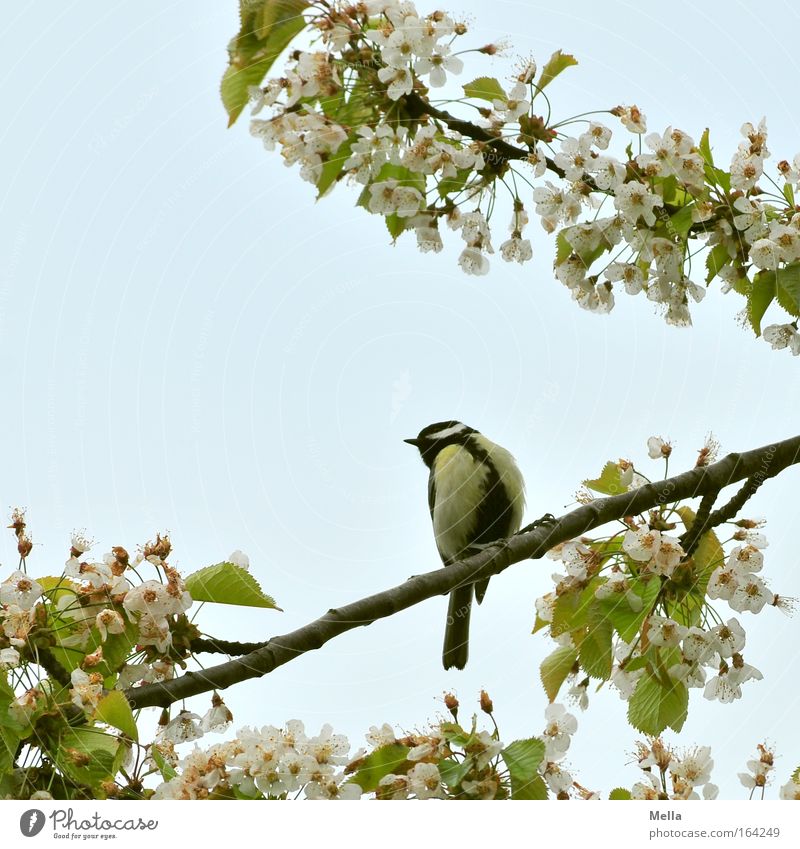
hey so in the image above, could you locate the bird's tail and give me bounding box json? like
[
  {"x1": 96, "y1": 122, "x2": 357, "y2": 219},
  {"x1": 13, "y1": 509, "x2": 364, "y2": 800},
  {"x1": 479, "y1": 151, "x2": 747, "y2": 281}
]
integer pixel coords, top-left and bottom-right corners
[{"x1": 443, "y1": 585, "x2": 472, "y2": 670}]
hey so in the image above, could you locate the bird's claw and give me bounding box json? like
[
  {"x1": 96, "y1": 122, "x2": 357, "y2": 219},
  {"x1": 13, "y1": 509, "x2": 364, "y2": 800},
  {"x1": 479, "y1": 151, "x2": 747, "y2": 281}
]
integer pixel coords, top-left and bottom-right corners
[{"x1": 519, "y1": 513, "x2": 557, "y2": 534}]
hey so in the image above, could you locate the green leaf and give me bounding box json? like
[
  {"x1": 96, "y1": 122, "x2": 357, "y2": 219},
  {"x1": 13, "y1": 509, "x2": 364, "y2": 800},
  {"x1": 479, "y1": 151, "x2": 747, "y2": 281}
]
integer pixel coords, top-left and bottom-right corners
[
  {"x1": 540, "y1": 646, "x2": 578, "y2": 702},
  {"x1": 676, "y1": 506, "x2": 724, "y2": 591},
  {"x1": 609, "y1": 787, "x2": 632, "y2": 800},
  {"x1": 385, "y1": 213, "x2": 406, "y2": 241},
  {"x1": 52, "y1": 727, "x2": 123, "y2": 789},
  {"x1": 532, "y1": 612, "x2": 549, "y2": 634},
  {"x1": 775, "y1": 263, "x2": 800, "y2": 317},
  {"x1": 221, "y1": 1, "x2": 311, "y2": 127},
  {"x1": 185, "y1": 561, "x2": 279, "y2": 609},
  {"x1": 668, "y1": 204, "x2": 694, "y2": 241},
  {"x1": 792, "y1": 764, "x2": 800, "y2": 783},
  {"x1": 579, "y1": 602, "x2": 613, "y2": 680},
  {"x1": 346, "y1": 743, "x2": 410, "y2": 792},
  {"x1": 438, "y1": 757, "x2": 473, "y2": 789},
  {"x1": 537, "y1": 50, "x2": 578, "y2": 91},
  {"x1": 699, "y1": 128, "x2": 713, "y2": 167},
  {"x1": 784, "y1": 182, "x2": 795, "y2": 207},
  {"x1": 151, "y1": 745, "x2": 178, "y2": 782},
  {"x1": 583, "y1": 461, "x2": 629, "y2": 496},
  {"x1": 95, "y1": 691, "x2": 138, "y2": 741},
  {"x1": 462, "y1": 76, "x2": 506, "y2": 103},
  {"x1": 550, "y1": 583, "x2": 595, "y2": 638},
  {"x1": 438, "y1": 166, "x2": 473, "y2": 199},
  {"x1": 748, "y1": 270, "x2": 777, "y2": 335},
  {"x1": 598, "y1": 575, "x2": 659, "y2": 644},
  {"x1": 501, "y1": 738, "x2": 548, "y2": 800},
  {"x1": 316, "y1": 136, "x2": 353, "y2": 198},
  {"x1": 627, "y1": 673, "x2": 689, "y2": 736},
  {"x1": 705, "y1": 243, "x2": 731, "y2": 284}
]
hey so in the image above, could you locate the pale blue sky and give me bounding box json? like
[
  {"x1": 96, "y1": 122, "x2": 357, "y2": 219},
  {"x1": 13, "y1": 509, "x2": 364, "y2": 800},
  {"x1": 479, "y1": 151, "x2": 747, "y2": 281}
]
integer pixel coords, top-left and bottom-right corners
[{"x1": 1, "y1": 0, "x2": 799, "y2": 797}]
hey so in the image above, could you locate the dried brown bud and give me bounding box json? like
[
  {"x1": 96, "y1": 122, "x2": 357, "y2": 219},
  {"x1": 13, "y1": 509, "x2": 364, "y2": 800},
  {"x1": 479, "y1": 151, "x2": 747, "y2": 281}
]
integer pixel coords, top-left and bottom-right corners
[
  {"x1": 18, "y1": 535, "x2": 33, "y2": 558},
  {"x1": 443, "y1": 692, "x2": 459, "y2": 716},
  {"x1": 144, "y1": 533, "x2": 171, "y2": 561},
  {"x1": 479, "y1": 690, "x2": 493, "y2": 714}
]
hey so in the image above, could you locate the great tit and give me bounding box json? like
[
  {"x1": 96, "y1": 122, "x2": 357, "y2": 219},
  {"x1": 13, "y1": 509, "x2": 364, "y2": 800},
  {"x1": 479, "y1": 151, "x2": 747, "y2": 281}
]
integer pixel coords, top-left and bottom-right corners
[{"x1": 405, "y1": 421, "x2": 526, "y2": 670}]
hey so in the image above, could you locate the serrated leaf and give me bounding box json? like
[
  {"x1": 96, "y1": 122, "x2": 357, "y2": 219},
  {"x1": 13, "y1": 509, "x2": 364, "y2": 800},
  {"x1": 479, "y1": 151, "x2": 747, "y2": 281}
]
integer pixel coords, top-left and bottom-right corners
[
  {"x1": 540, "y1": 646, "x2": 578, "y2": 701},
  {"x1": 346, "y1": 743, "x2": 410, "y2": 792},
  {"x1": 95, "y1": 691, "x2": 138, "y2": 741},
  {"x1": 775, "y1": 263, "x2": 800, "y2": 317},
  {"x1": 462, "y1": 76, "x2": 506, "y2": 103},
  {"x1": 537, "y1": 50, "x2": 578, "y2": 91},
  {"x1": 584, "y1": 461, "x2": 629, "y2": 496},
  {"x1": 185, "y1": 562, "x2": 279, "y2": 609},
  {"x1": 385, "y1": 213, "x2": 406, "y2": 240},
  {"x1": 579, "y1": 602, "x2": 613, "y2": 680},
  {"x1": 598, "y1": 576, "x2": 659, "y2": 643},
  {"x1": 792, "y1": 764, "x2": 800, "y2": 783},
  {"x1": 748, "y1": 270, "x2": 777, "y2": 335},
  {"x1": 627, "y1": 674, "x2": 688, "y2": 736},
  {"x1": 501, "y1": 738, "x2": 547, "y2": 800},
  {"x1": 550, "y1": 584, "x2": 595, "y2": 638},
  {"x1": 609, "y1": 787, "x2": 632, "y2": 800},
  {"x1": 221, "y1": 1, "x2": 311, "y2": 127},
  {"x1": 532, "y1": 612, "x2": 549, "y2": 634}
]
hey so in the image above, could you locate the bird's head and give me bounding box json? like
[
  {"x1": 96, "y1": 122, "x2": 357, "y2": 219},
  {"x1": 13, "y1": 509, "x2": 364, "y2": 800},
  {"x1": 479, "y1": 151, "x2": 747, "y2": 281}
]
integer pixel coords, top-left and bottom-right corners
[{"x1": 404, "y1": 421, "x2": 477, "y2": 467}]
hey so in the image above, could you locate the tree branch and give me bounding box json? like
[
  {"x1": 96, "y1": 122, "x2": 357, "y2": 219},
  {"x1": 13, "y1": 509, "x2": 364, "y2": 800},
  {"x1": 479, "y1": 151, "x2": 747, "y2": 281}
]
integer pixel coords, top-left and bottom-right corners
[{"x1": 126, "y1": 434, "x2": 800, "y2": 710}]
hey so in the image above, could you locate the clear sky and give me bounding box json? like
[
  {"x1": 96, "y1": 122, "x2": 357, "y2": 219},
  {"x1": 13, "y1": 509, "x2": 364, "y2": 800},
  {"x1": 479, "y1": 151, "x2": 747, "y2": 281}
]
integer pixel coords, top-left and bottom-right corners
[{"x1": 1, "y1": 0, "x2": 799, "y2": 798}]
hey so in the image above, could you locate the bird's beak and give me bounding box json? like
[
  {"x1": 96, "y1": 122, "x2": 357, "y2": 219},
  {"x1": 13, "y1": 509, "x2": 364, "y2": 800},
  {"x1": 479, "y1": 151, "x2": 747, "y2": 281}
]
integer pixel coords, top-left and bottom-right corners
[{"x1": 403, "y1": 437, "x2": 421, "y2": 446}]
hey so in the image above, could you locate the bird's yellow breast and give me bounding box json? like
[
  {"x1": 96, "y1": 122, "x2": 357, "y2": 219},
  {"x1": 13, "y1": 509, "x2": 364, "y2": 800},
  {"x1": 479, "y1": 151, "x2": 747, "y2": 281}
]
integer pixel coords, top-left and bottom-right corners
[{"x1": 432, "y1": 444, "x2": 490, "y2": 563}]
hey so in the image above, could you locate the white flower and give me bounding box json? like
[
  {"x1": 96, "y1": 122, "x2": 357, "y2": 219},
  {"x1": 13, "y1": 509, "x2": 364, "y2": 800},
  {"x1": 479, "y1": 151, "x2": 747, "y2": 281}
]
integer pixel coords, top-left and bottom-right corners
[
  {"x1": 779, "y1": 780, "x2": 800, "y2": 800},
  {"x1": 0, "y1": 571, "x2": 43, "y2": 610},
  {"x1": 123, "y1": 579, "x2": 191, "y2": 621},
  {"x1": 366, "y1": 723, "x2": 396, "y2": 748},
  {"x1": 647, "y1": 616, "x2": 687, "y2": 648},
  {"x1": 535, "y1": 592, "x2": 555, "y2": 623},
  {"x1": 631, "y1": 771, "x2": 662, "y2": 799},
  {"x1": 614, "y1": 182, "x2": 663, "y2": 227},
  {"x1": 590, "y1": 156, "x2": 627, "y2": 191},
  {"x1": 681, "y1": 627, "x2": 716, "y2": 664},
  {"x1": 731, "y1": 151, "x2": 763, "y2": 192},
  {"x1": 728, "y1": 545, "x2": 764, "y2": 573},
  {"x1": 407, "y1": 762, "x2": 445, "y2": 798},
  {"x1": 646, "y1": 436, "x2": 671, "y2": 459},
  {"x1": 493, "y1": 82, "x2": 530, "y2": 121},
  {"x1": 159, "y1": 711, "x2": 204, "y2": 744},
  {"x1": 749, "y1": 238, "x2": 780, "y2": 270},
  {"x1": 605, "y1": 261, "x2": 645, "y2": 295},
  {"x1": 542, "y1": 703, "x2": 577, "y2": 760},
  {"x1": 614, "y1": 104, "x2": 647, "y2": 134},
  {"x1": 500, "y1": 235, "x2": 533, "y2": 264},
  {"x1": 763, "y1": 324, "x2": 800, "y2": 355},
  {"x1": 368, "y1": 179, "x2": 424, "y2": 217},
  {"x1": 710, "y1": 618, "x2": 746, "y2": 658},
  {"x1": 729, "y1": 574, "x2": 771, "y2": 613},
  {"x1": 414, "y1": 223, "x2": 443, "y2": 253},
  {"x1": 304, "y1": 774, "x2": 361, "y2": 799},
  {"x1": 581, "y1": 122, "x2": 612, "y2": 150},
  {"x1": 610, "y1": 664, "x2": 643, "y2": 699},
  {"x1": 299, "y1": 724, "x2": 350, "y2": 766},
  {"x1": 670, "y1": 746, "x2": 714, "y2": 787},
  {"x1": 95, "y1": 608, "x2": 125, "y2": 641},
  {"x1": 595, "y1": 570, "x2": 643, "y2": 612},
  {"x1": 415, "y1": 47, "x2": 463, "y2": 87},
  {"x1": 623, "y1": 526, "x2": 662, "y2": 562},
  {"x1": 458, "y1": 246, "x2": 490, "y2": 275},
  {"x1": 0, "y1": 647, "x2": 20, "y2": 669},
  {"x1": 70, "y1": 530, "x2": 94, "y2": 554},
  {"x1": 542, "y1": 762, "x2": 573, "y2": 794},
  {"x1": 70, "y1": 668, "x2": 104, "y2": 713},
  {"x1": 227, "y1": 550, "x2": 250, "y2": 570},
  {"x1": 1, "y1": 604, "x2": 35, "y2": 646},
  {"x1": 554, "y1": 136, "x2": 592, "y2": 182},
  {"x1": 377, "y1": 66, "x2": 414, "y2": 100},
  {"x1": 201, "y1": 695, "x2": 233, "y2": 733}
]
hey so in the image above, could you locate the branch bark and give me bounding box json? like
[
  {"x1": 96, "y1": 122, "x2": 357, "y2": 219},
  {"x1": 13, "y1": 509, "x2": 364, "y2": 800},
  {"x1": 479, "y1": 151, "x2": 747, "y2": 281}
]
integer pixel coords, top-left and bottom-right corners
[{"x1": 126, "y1": 434, "x2": 800, "y2": 710}]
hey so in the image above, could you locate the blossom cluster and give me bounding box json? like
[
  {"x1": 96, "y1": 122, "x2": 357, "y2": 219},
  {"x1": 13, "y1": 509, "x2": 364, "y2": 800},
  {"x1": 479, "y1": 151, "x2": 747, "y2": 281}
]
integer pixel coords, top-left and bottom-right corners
[
  {"x1": 237, "y1": 0, "x2": 800, "y2": 352},
  {"x1": 153, "y1": 718, "x2": 362, "y2": 800},
  {"x1": 534, "y1": 436, "x2": 792, "y2": 727},
  {"x1": 629, "y1": 738, "x2": 718, "y2": 800}
]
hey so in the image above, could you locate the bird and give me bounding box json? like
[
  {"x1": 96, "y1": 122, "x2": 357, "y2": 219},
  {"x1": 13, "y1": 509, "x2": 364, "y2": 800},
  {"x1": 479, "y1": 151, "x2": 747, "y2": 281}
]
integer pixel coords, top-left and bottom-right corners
[{"x1": 404, "y1": 421, "x2": 526, "y2": 670}]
